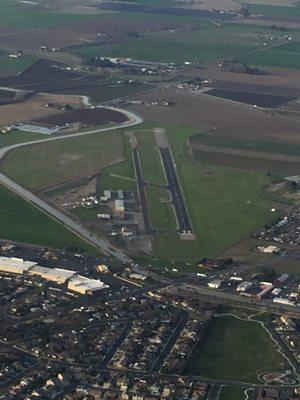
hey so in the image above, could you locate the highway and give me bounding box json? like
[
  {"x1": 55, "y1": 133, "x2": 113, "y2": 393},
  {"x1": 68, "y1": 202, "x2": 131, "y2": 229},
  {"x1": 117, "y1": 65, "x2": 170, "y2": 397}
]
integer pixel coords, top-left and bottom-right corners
[{"x1": 0, "y1": 106, "x2": 143, "y2": 263}]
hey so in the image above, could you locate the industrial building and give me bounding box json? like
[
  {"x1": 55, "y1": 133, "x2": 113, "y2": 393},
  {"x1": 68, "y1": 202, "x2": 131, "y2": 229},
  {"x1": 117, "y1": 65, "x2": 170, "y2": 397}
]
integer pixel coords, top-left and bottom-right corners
[
  {"x1": 0, "y1": 256, "x2": 37, "y2": 275},
  {"x1": 27, "y1": 266, "x2": 76, "y2": 284},
  {"x1": 236, "y1": 281, "x2": 252, "y2": 292},
  {"x1": 67, "y1": 275, "x2": 109, "y2": 295}
]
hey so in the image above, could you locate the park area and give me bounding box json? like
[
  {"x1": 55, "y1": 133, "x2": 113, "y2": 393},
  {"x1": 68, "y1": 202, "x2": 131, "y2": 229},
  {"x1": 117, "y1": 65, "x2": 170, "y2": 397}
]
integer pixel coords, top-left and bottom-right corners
[{"x1": 185, "y1": 316, "x2": 288, "y2": 383}]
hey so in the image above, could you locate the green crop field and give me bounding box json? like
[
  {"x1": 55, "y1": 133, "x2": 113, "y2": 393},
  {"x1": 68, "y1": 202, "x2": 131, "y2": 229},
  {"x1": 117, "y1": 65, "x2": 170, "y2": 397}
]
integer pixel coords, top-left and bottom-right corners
[
  {"x1": 248, "y1": 3, "x2": 300, "y2": 19},
  {"x1": 0, "y1": 0, "x2": 99, "y2": 28},
  {"x1": 186, "y1": 316, "x2": 287, "y2": 383},
  {"x1": 145, "y1": 186, "x2": 177, "y2": 230},
  {"x1": 0, "y1": 185, "x2": 96, "y2": 253},
  {"x1": 70, "y1": 23, "x2": 281, "y2": 65},
  {"x1": 234, "y1": 48, "x2": 300, "y2": 69},
  {"x1": 0, "y1": 54, "x2": 37, "y2": 74},
  {"x1": 1, "y1": 131, "x2": 124, "y2": 191}
]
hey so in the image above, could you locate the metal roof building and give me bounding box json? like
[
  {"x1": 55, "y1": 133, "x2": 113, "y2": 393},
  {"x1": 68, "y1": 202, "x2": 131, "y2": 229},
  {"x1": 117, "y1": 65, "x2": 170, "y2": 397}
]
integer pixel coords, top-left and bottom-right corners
[{"x1": 0, "y1": 256, "x2": 37, "y2": 275}]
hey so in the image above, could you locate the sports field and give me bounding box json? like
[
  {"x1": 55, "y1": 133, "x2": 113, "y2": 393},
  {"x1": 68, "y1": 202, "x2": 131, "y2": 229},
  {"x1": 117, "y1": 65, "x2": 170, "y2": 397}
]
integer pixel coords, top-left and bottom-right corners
[
  {"x1": 0, "y1": 185, "x2": 95, "y2": 252},
  {"x1": 186, "y1": 316, "x2": 287, "y2": 383}
]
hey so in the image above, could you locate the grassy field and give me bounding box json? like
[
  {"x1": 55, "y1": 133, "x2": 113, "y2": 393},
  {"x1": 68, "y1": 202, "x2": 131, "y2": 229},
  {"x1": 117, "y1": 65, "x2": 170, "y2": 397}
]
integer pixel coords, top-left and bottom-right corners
[
  {"x1": 139, "y1": 146, "x2": 167, "y2": 186},
  {"x1": 0, "y1": 131, "x2": 42, "y2": 148},
  {"x1": 186, "y1": 316, "x2": 287, "y2": 383},
  {"x1": 1, "y1": 131, "x2": 124, "y2": 191},
  {"x1": 248, "y1": 3, "x2": 300, "y2": 19},
  {"x1": 145, "y1": 186, "x2": 177, "y2": 230},
  {"x1": 0, "y1": 0, "x2": 99, "y2": 28},
  {"x1": 70, "y1": 22, "x2": 282, "y2": 65},
  {"x1": 0, "y1": 185, "x2": 96, "y2": 253},
  {"x1": 192, "y1": 134, "x2": 300, "y2": 156},
  {"x1": 219, "y1": 386, "x2": 250, "y2": 400},
  {"x1": 233, "y1": 48, "x2": 300, "y2": 69},
  {"x1": 0, "y1": 54, "x2": 37, "y2": 74}
]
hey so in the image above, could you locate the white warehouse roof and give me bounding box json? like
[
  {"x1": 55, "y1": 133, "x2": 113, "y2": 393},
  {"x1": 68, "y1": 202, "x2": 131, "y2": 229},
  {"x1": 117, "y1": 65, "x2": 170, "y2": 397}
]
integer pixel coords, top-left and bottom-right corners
[
  {"x1": 68, "y1": 275, "x2": 109, "y2": 295},
  {"x1": 28, "y1": 266, "x2": 76, "y2": 284},
  {"x1": 0, "y1": 256, "x2": 37, "y2": 275}
]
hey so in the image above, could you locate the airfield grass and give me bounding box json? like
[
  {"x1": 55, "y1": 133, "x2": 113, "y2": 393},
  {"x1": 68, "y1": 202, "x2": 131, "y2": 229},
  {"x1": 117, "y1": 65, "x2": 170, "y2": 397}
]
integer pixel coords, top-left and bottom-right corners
[
  {"x1": 97, "y1": 123, "x2": 280, "y2": 262},
  {"x1": 0, "y1": 185, "x2": 95, "y2": 253},
  {"x1": 186, "y1": 316, "x2": 287, "y2": 383},
  {"x1": 145, "y1": 186, "x2": 177, "y2": 230},
  {"x1": 219, "y1": 386, "x2": 249, "y2": 400},
  {"x1": 193, "y1": 134, "x2": 300, "y2": 156},
  {"x1": 139, "y1": 145, "x2": 167, "y2": 186},
  {"x1": 1, "y1": 131, "x2": 124, "y2": 191}
]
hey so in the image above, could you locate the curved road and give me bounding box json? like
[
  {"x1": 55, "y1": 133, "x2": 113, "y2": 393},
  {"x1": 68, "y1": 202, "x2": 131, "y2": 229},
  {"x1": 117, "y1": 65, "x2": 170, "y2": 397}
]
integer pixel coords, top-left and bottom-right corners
[{"x1": 0, "y1": 106, "x2": 143, "y2": 263}]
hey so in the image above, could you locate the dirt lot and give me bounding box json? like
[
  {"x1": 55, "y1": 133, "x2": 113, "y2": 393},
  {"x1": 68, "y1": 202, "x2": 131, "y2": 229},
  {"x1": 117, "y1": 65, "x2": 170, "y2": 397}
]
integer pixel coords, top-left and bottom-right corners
[
  {"x1": 0, "y1": 92, "x2": 83, "y2": 128},
  {"x1": 127, "y1": 88, "x2": 300, "y2": 144},
  {"x1": 35, "y1": 107, "x2": 128, "y2": 126}
]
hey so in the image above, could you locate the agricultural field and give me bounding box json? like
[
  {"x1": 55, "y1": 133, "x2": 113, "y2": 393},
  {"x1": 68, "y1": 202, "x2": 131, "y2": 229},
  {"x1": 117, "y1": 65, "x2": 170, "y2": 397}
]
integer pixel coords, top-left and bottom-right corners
[
  {"x1": 60, "y1": 82, "x2": 153, "y2": 104},
  {"x1": 70, "y1": 22, "x2": 287, "y2": 65},
  {"x1": 0, "y1": 0, "x2": 98, "y2": 29},
  {"x1": 0, "y1": 131, "x2": 124, "y2": 191},
  {"x1": 248, "y1": 3, "x2": 300, "y2": 19},
  {"x1": 0, "y1": 185, "x2": 95, "y2": 252},
  {"x1": 0, "y1": 53, "x2": 37, "y2": 74},
  {"x1": 185, "y1": 316, "x2": 288, "y2": 383}
]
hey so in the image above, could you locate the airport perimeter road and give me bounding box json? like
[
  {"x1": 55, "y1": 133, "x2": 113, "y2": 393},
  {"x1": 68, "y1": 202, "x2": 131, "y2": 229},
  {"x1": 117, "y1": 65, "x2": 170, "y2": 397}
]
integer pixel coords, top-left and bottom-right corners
[{"x1": 0, "y1": 107, "x2": 143, "y2": 263}]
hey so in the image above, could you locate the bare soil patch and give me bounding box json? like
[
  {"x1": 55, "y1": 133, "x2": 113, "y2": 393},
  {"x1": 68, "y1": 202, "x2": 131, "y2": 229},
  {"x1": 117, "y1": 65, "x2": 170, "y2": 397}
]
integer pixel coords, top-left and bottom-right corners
[
  {"x1": 0, "y1": 92, "x2": 83, "y2": 128},
  {"x1": 127, "y1": 88, "x2": 300, "y2": 144}
]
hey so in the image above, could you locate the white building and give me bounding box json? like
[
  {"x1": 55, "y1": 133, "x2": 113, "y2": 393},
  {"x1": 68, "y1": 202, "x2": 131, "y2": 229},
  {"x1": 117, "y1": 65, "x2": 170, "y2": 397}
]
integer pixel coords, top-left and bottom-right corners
[
  {"x1": 115, "y1": 199, "x2": 125, "y2": 213},
  {"x1": 236, "y1": 281, "x2": 252, "y2": 292},
  {"x1": 68, "y1": 275, "x2": 109, "y2": 295},
  {"x1": 208, "y1": 280, "x2": 222, "y2": 289},
  {"x1": 27, "y1": 266, "x2": 76, "y2": 284},
  {"x1": 0, "y1": 256, "x2": 37, "y2": 275}
]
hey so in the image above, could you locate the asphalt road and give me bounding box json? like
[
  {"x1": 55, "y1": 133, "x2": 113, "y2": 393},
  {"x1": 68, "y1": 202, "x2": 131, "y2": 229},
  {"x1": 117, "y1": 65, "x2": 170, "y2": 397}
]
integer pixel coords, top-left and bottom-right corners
[
  {"x1": 160, "y1": 148, "x2": 192, "y2": 233},
  {"x1": 132, "y1": 147, "x2": 154, "y2": 234},
  {"x1": 0, "y1": 107, "x2": 143, "y2": 263}
]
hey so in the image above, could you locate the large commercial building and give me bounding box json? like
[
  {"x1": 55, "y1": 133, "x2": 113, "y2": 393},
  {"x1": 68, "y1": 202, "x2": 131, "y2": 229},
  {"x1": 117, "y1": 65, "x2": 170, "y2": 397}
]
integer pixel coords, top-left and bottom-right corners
[
  {"x1": 0, "y1": 256, "x2": 37, "y2": 275},
  {"x1": 68, "y1": 275, "x2": 109, "y2": 295},
  {"x1": 27, "y1": 266, "x2": 76, "y2": 284}
]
